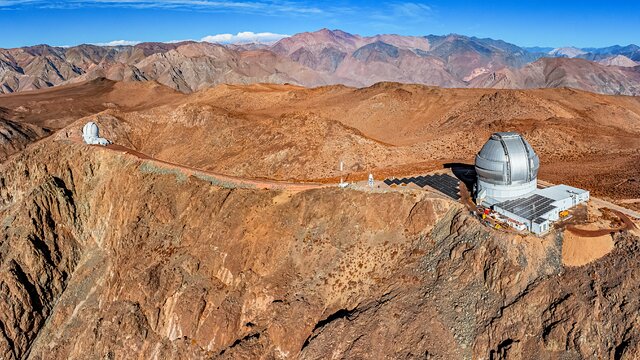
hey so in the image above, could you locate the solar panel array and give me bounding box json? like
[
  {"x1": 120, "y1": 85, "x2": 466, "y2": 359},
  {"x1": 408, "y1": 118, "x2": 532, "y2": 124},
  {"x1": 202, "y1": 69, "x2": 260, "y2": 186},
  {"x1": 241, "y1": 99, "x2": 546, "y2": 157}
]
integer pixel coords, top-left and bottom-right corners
[
  {"x1": 495, "y1": 194, "x2": 556, "y2": 222},
  {"x1": 383, "y1": 174, "x2": 461, "y2": 200}
]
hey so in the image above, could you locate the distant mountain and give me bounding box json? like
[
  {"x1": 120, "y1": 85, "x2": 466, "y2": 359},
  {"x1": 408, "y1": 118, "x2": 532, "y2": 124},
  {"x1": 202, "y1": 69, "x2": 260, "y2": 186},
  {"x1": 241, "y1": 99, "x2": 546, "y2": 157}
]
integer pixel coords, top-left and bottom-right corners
[
  {"x1": 538, "y1": 44, "x2": 640, "y2": 65},
  {"x1": 422, "y1": 34, "x2": 541, "y2": 81},
  {"x1": 0, "y1": 29, "x2": 639, "y2": 96},
  {"x1": 470, "y1": 57, "x2": 640, "y2": 95},
  {"x1": 524, "y1": 44, "x2": 640, "y2": 67},
  {"x1": 596, "y1": 55, "x2": 638, "y2": 68},
  {"x1": 581, "y1": 44, "x2": 640, "y2": 62},
  {"x1": 548, "y1": 47, "x2": 587, "y2": 58}
]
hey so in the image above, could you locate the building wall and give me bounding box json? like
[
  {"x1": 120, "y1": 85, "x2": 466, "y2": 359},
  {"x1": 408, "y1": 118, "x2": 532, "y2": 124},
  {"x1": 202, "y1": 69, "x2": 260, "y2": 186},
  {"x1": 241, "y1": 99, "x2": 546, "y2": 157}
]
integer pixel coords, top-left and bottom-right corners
[
  {"x1": 550, "y1": 191, "x2": 589, "y2": 213},
  {"x1": 543, "y1": 209, "x2": 560, "y2": 222},
  {"x1": 532, "y1": 221, "x2": 550, "y2": 234},
  {"x1": 478, "y1": 178, "x2": 538, "y2": 202},
  {"x1": 489, "y1": 185, "x2": 589, "y2": 236},
  {"x1": 578, "y1": 191, "x2": 590, "y2": 203},
  {"x1": 493, "y1": 207, "x2": 537, "y2": 232},
  {"x1": 494, "y1": 205, "x2": 554, "y2": 234}
]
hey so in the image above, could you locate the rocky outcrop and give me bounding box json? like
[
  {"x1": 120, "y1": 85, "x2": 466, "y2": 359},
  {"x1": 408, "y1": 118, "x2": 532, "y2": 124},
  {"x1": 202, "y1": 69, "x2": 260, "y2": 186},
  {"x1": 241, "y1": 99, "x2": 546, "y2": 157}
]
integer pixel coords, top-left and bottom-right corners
[
  {"x1": 0, "y1": 154, "x2": 80, "y2": 359},
  {"x1": 4, "y1": 139, "x2": 456, "y2": 358},
  {"x1": 0, "y1": 118, "x2": 51, "y2": 161},
  {"x1": 1, "y1": 136, "x2": 637, "y2": 359},
  {"x1": 476, "y1": 231, "x2": 640, "y2": 359}
]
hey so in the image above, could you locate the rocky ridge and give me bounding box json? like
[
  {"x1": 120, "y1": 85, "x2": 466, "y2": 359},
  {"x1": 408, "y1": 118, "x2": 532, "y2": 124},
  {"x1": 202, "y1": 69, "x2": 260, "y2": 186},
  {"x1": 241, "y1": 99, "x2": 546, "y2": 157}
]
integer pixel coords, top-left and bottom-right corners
[
  {"x1": 0, "y1": 136, "x2": 638, "y2": 358},
  {"x1": 0, "y1": 78, "x2": 639, "y2": 358}
]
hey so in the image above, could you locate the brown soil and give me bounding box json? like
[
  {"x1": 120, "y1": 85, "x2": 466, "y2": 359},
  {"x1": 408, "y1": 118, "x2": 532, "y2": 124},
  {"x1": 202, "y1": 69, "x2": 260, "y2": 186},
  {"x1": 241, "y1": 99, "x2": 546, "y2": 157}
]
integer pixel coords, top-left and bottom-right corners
[
  {"x1": 562, "y1": 228, "x2": 614, "y2": 266},
  {"x1": 4, "y1": 80, "x2": 637, "y2": 201},
  {"x1": 1, "y1": 80, "x2": 640, "y2": 359},
  {"x1": 565, "y1": 208, "x2": 636, "y2": 237},
  {"x1": 0, "y1": 78, "x2": 184, "y2": 129},
  {"x1": 102, "y1": 142, "x2": 328, "y2": 191}
]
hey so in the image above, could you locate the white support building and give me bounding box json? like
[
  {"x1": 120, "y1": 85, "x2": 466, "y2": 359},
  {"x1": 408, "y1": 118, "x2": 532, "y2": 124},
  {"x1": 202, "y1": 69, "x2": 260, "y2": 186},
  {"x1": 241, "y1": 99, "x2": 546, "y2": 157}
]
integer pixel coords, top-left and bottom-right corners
[
  {"x1": 475, "y1": 132, "x2": 590, "y2": 235},
  {"x1": 492, "y1": 185, "x2": 589, "y2": 235},
  {"x1": 536, "y1": 185, "x2": 590, "y2": 211}
]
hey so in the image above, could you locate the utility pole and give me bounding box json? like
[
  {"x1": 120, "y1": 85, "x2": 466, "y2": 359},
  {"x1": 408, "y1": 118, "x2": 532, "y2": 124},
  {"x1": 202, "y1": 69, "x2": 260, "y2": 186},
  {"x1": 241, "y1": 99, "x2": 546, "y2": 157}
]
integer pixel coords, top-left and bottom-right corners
[{"x1": 338, "y1": 160, "x2": 348, "y2": 188}]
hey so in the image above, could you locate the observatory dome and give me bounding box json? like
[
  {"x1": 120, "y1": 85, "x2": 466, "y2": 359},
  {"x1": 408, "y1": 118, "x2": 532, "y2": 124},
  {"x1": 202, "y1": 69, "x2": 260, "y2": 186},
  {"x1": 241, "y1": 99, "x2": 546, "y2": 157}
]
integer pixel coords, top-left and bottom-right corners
[
  {"x1": 475, "y1": 132, "x2": 539, "y2": 201},
  {"x1": 82, "y1": 121, "x2": 110, "y2": 146},
  {"x1": 83, "y1": 122, "x2": 99, "y2": 139}
]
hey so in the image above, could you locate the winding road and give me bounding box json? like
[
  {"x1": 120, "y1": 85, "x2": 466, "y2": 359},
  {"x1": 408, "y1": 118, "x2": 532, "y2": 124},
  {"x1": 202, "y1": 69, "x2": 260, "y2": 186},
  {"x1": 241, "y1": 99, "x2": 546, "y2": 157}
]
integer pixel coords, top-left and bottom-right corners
[
  {"x1": 70, "y1": 139, "x2": 640, "y2": 225},
  {"x1": 70, "y1": 139, "x2": 331, "y2": 191}
]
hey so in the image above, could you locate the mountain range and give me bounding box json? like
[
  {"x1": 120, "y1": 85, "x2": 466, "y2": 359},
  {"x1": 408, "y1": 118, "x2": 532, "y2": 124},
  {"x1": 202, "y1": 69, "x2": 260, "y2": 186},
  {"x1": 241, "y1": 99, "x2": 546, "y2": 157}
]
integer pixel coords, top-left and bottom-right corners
[{"x1": 1, "y1": 28, "x2": 639, "y2": 95}]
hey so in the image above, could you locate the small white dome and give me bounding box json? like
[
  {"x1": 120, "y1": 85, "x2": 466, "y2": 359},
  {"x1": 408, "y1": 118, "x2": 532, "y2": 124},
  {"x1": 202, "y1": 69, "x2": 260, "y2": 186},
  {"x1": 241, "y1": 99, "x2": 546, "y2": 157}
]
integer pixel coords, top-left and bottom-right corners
[
  {"x1": 83, "y1": 122, "x2": 99, "y2": 138},
  {"x1": 82, "y1": 121, "x2": 110, "y2": 146}
]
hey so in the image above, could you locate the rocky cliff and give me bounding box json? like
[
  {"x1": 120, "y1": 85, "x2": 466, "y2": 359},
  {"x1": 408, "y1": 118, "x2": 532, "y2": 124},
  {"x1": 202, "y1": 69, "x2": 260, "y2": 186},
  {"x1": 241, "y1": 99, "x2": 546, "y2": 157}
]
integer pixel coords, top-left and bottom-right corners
[
  {"x1": 0, "y1": 117, "x2": 50, "y2": 161},
  {"x1": 0, "y1": 134, "x2": 638, "y2": 359},
  {"x1": 0, "y1": 77, "x2": 639, "y2": 358}
]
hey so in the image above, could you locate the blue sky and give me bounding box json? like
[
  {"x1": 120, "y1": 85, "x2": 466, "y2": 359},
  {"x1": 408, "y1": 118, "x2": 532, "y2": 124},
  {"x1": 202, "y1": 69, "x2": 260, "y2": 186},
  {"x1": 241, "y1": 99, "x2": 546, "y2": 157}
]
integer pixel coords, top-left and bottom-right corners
[{"x1": 0, "y1": 0, "x2": 638, "y2": 48}]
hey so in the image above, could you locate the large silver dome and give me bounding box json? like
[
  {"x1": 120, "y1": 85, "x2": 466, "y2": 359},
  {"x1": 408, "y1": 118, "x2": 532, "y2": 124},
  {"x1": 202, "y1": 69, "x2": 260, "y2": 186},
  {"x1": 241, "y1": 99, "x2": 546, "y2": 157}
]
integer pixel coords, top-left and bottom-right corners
[{"x1": 475, "y1": 132, "x2": 539, "y2": 201}]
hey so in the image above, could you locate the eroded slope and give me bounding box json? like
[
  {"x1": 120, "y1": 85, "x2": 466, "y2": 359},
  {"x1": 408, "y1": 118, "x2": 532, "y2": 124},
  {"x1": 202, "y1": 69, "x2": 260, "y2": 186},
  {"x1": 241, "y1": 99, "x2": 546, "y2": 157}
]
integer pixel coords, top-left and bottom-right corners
[
  {"x1": 0, "y1": 137, "x2": 638, "y2": 359},
  {"x1": 50, "y1": 82, "x2": 640, "y2": 201}
]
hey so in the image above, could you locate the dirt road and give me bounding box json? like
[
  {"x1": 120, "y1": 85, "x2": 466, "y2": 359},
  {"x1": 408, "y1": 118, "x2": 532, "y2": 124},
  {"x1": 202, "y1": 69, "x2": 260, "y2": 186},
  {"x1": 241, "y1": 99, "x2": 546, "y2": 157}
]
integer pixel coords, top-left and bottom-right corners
[{"x1": 69, "y1": 139, "x2": 331, "y2": 191}]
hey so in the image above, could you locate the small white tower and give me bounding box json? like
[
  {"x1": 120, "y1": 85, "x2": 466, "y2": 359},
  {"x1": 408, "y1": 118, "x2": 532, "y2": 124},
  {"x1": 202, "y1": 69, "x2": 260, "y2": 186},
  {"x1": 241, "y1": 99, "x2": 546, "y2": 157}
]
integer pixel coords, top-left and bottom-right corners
[
  {"x1": 368, "y1": 173, "x2": 374, "y2": 188},
  {"x1": 338, "y1": 160, "x2": 349, "y2": 188}
]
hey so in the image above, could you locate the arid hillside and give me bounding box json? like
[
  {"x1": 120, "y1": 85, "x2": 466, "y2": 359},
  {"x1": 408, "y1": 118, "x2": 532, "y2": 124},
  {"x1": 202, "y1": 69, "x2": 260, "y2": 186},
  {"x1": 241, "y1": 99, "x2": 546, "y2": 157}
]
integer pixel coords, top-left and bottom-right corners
[
  {"x1": 0, "y1": 79, "x2": 639, "y2": 359},
  {"x1": 3, "y1": 78, "x2": 636, "y2": 201},
  {"x1": 1, "y1": 135, "x2": 638, "y2": 360}
]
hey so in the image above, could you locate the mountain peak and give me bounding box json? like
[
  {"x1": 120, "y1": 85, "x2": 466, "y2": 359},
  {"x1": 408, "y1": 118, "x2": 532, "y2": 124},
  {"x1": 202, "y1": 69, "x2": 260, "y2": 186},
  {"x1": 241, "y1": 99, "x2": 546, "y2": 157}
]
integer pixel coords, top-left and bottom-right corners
[
  {"x1": 1, "y1": 29, "x2": 639, "y2": 96},
  {"x1": 548, "y1": 47, "x2": 586, "y2": 58}
]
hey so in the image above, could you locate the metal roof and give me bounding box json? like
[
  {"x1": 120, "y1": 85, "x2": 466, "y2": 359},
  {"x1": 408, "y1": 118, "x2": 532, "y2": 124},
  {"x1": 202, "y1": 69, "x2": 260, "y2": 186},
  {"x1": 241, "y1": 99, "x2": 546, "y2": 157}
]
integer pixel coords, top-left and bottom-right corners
[
  {"x1": 475, "y1": 132, "x2": 540, "y2": 186},
  {"x1": 494, "y1": 131, "x2": 521, "y2": 138},
  {"x1": 535, "y1": 184, "x2": 588, "y2": 201},
  {"x1": 494, "y1": 194, "x2": 557, "y2": 222},
  {"x1": 533, "y1": 217, "x2": 548, "y2": 224}
]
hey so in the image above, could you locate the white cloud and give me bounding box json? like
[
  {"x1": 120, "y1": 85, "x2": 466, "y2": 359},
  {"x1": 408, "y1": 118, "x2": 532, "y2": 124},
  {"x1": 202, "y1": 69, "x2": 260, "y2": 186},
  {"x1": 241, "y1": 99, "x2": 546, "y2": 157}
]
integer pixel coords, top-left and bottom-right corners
[
  {"x1": 59, "y1": 33, "x2": 286, "y2": 48},
  {"x1": 91, "y1": 40, "x2": 141, "y2": 46},
  {"x1": 166, "y1": 38, "x2": 196, "y2": 43},
  {"x1": 0, "y1": 0, "x2": 325, "y2": 15},
  {"x1": 392, "y1": 2, "x2": 431, "y2": 17},
  {"x1": 201, "y1": 31, "x2": 289, "y2": 44}
]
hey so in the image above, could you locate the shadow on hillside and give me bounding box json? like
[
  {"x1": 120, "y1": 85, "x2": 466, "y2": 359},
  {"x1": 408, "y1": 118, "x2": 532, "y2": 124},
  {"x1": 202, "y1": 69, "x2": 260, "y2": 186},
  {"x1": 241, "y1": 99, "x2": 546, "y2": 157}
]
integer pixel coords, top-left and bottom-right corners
[{"x1": 444, "y1": 162, "x2": 476, "y2": 192}]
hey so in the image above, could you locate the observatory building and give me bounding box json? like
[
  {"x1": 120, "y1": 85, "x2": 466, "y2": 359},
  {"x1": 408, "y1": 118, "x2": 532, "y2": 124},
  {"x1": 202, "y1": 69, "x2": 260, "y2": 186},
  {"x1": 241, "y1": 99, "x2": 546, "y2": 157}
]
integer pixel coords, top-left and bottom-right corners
[
  {"x1": 82, "y1": 122, "x2": 110, "y2": 146},
  {"x1": 475, "y1": 132, "x2": 589, "y2": 235},
  {"x1": 475, "y1": 132, "x2": 539, "y2": 202}
]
